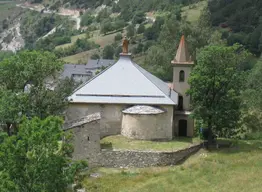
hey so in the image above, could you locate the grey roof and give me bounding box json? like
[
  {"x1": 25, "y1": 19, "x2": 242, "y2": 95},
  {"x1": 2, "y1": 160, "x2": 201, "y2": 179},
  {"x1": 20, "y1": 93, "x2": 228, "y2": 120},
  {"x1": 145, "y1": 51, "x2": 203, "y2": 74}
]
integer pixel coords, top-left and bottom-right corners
[
  {"x1": 123, "y1": 105, "x2": 165, "y2": 115},
  {"x1": 61, "y1": 59, "x2": 115, "y2": 79},
  {"x1": 61, "y1": 64, "x2": 88, "y2": 78},
  {"x1": 86, "y1": 59, "x2": 115, "y2": 70},
  {"x1": 68, "y1": 54, "x2": 178, "y2": 105}
]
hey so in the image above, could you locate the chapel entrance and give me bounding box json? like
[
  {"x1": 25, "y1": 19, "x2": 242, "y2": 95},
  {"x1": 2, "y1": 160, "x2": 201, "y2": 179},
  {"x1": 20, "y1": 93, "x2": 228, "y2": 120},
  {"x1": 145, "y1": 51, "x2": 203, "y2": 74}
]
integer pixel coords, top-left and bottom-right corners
[{"x1": 178, "y1": 119, "x2": 187, "y2": 137}]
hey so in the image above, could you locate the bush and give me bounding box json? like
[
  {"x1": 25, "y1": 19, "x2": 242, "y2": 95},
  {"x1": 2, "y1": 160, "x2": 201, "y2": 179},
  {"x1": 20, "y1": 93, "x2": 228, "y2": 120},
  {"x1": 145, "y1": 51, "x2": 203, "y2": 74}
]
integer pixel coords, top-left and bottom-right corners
[
  {"x1": 91, "y1": 53, "x2": 100, "y2": 59},
  {"x1": 114, "y1": 33, "x2": 122, "y2": 41},
  {"x1": 137, "y1": 24, "x2": 145, "y2": 34},
  {"x1": 103, "y1": 45, "x2": 115, "y2": 59},
  {"x1": 245, "y1": 132, "x2": 262, "y2": 140},
  {"x1": 54, "y1": 39, "x2": 99, "y2": 57},
  {"x1": 81, "y1": 13, "x2": 95, "y2": 26}
]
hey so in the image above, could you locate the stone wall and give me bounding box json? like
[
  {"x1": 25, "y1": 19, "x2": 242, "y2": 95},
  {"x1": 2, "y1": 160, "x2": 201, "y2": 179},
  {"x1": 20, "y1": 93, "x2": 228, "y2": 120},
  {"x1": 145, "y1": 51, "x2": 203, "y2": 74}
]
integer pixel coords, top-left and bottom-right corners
[
  {"x1": 121, "y1": 111, "x2": 172, "y2": 140},
  {"x1": 65, "y1": 113, "x2": 200, "y2": 168},
  {"x1": 66, "y1": 103, "x2": 129, "y2": 138},
  {"x1": 98, "y1": 144, "x2": 201, "y2": 168},
  {"x1": 64, "y1": 113, "x2": 101, "y2": 164}
]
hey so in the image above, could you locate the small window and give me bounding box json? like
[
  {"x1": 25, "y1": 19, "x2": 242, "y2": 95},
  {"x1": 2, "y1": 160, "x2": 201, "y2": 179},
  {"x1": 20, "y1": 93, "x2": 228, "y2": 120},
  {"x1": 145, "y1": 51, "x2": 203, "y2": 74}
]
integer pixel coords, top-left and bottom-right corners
[{"x1": 179, "y1": 70, "x2": 185, "y2": 82}]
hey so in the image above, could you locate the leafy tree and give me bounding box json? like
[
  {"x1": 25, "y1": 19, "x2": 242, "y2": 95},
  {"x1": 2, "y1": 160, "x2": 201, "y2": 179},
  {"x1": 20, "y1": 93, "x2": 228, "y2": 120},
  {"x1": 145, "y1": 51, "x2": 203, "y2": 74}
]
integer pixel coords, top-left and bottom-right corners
[
  {"x1": 126, "y1": 24, "x2": 135, "y2": 37},
  {"x1": 114, "y1": 46, "x2": 122, "y2": 58},
  {"x1": 0, "y1": 51, "x2": 13, "y2": 62},
  {"x1": 244, "y1": 58, "x2": 262, "y2": 112},
  {"x1": 100, "y1": 20, "x2": 113, "y2": 35},
  {"x1": 91, "y1": 53, "x2": 100, "y2": 59},
  {"x1": 144, "y1": 45, "x2": 173, "y2": 81},
  {"x1": 188, "y1": 44, "x2": 249, "y2": 146},
  {"x1": 0, "y1": 116, "x2": 87, "y2": 192},
  {"x1": 114, "y1": 33, "x2": 122, "y2": 41},
  {"x1": 103, "y1": 45, "x2": 115, "y2": 59},
  {"x1": 96, "y1": 8, "x2": 111, "y2": 23},
  {"x1": 132, "y1": 11, "x2": 146, "y2": 24},
  {"x1": 81, "y1": 13, "x2": 95, "y2": 26},
  {"x1": 113, "y1": 19, "x2": 126, "y2": 31},
  {"x1": 0, "y1": 51, "x2": 76, "y2": 135},
  {"x1": 137, "y1": 24, "x2": 145, "y2": 34}
]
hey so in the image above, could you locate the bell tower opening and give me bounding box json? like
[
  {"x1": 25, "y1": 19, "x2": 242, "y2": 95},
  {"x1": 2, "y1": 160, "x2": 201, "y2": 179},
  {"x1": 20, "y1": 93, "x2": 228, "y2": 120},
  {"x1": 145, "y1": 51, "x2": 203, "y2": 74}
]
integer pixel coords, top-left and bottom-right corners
[{"x1": 179, "y1": 70, "x2": 185, "y2": 82}]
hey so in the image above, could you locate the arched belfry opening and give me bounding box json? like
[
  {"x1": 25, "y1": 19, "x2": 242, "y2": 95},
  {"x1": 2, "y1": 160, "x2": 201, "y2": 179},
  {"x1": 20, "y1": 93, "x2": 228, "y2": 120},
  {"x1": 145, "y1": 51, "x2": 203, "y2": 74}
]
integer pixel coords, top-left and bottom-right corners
[
  {"x1": 179, "y1": 70, "x2": 185, "y2": 82},
  {"x1": 178, "y1": 119, "x2": 187, "y2": 137}
]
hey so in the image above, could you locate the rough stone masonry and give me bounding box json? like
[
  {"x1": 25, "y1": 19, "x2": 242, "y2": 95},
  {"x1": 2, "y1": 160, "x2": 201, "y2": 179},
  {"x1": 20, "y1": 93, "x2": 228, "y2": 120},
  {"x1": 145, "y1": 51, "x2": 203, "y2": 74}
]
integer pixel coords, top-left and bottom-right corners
[{"x1": 64, "y1": 113, "x2": 202, "y2": 168}]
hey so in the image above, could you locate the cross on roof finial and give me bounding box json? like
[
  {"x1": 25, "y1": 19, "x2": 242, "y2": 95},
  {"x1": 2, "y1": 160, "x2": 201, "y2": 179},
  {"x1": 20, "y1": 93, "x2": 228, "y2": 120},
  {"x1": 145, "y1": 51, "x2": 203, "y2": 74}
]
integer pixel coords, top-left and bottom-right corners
[{"x1": 122, "y1": 36, "x2": 129, "y2": 54}]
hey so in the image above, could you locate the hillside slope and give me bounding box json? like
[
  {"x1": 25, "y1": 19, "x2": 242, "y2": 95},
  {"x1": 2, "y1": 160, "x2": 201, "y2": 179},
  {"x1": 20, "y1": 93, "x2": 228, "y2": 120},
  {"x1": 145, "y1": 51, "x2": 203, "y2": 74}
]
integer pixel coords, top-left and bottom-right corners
[{"x1": 209, "y1": 0, "x2": 262, "y2": 55}]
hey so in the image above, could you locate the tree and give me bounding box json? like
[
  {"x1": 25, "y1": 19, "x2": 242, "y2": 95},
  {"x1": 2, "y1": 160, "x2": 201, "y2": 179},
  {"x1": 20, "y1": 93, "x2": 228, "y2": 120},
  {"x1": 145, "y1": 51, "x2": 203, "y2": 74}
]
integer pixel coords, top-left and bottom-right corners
[
  {"x1": 188, "y1": 44, "x2": 249, "y2": 147},
  {"x1": 132, "y1": 11, "x2": 145, "y2": 24},
  {"x1": 144, "y1": 45, "x2": 173, "y2": 81},
  {"x1": 114, "y1": 33, "x2": 123, "y2": 41},
  {"x1": 0, "y1": 51, "x2": 76, "y2": 135},
  {"x1": 244, "y1": 58, "x2": 262, "y2": 112},
  {"x1": 137, "y1": 24, "x2": 145, "y2": 34},
  {"x1": 126, "y1": 24, "x2": 135, "y2": 37},
  {"x1": 0, "y1": 51, "x2": 13, "y2": 62},
  {"x1": 102, "y1": 45, "x2": 115, "y2": 59},
  {"x1": 0, "y1": 116, "x2": 87, "y2": 192},
  {"x1": 91, "y1": 53, "x2": 100, "y2": 59},
  {"x1": 100, "y1": 20, "x2": 113, "y2": 35}
]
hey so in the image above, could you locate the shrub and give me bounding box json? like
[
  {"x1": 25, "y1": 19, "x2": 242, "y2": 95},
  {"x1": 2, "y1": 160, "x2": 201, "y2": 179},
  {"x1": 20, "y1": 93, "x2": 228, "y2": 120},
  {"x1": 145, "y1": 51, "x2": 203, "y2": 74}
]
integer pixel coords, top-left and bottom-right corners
[{"x1": 114, "y1": 33, "x2": 122, "y2": 41}]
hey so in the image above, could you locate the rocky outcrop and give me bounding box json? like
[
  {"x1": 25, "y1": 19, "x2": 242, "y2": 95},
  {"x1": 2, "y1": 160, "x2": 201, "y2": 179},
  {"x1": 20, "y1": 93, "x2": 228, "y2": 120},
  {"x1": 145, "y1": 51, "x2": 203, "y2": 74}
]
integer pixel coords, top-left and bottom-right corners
[{"x1": 0, "y1": 21, "x2": 25, "y2": 52}]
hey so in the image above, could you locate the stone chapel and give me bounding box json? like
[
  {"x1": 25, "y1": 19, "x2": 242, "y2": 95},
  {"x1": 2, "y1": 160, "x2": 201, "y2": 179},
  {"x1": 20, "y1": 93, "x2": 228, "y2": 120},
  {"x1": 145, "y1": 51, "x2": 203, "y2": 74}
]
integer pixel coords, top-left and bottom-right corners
[{"x1": 66, "y1": 35, "x2": 194, "y2": 140}]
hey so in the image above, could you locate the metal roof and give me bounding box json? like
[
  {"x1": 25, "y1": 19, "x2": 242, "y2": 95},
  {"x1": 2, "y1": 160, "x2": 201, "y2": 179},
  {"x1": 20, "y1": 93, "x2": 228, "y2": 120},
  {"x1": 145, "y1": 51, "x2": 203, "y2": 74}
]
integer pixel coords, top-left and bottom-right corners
[{"x1": 68, "y1": 54, "x2": 178, "y2": 105}]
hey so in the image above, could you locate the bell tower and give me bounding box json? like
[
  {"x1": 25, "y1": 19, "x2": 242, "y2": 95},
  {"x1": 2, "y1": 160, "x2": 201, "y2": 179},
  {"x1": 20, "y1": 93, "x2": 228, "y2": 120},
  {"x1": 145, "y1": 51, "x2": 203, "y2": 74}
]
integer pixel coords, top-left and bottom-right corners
[
  {"x1": 172, "y1": 35, "x2": 194, "y2": 137},
  {"x1": 171, "y1": 35, "x2": 194, "y2": 111}
]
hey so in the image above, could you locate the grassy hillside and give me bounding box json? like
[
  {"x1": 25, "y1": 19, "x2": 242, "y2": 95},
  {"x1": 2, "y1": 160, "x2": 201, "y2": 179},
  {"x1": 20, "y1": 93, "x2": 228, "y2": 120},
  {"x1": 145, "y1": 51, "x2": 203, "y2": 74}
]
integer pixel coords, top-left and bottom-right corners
[
  {"x1": 84, "y1": 140, "x2": 262, "y2": 192},
  {"x1": 60, "y1": 32, "x2": 119, "y2": 63},
  {"x1": 0, "y1": 1, "x2": 22, "y2": 32},
  {"x1": 181, "y1": 0, "x2": 207, "y2": 23},
  {"x1": 209, "y1": 0, "x2": 262, "y2": 55}
]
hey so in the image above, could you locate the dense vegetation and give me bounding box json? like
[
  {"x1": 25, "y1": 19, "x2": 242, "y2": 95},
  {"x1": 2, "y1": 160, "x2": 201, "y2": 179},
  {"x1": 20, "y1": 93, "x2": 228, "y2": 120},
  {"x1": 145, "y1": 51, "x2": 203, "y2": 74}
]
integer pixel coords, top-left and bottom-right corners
[{"x1": 209, "y1": 0, "x2": 262, "y2": 55}]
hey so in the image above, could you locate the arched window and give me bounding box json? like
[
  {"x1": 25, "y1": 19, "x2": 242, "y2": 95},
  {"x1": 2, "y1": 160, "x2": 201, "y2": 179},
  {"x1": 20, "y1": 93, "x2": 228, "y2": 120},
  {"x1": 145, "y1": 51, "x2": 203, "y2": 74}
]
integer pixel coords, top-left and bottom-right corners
[
  {"x1": 178, "y1": 96, "x2": 183, "y2": 111},
  {"x1": 179, "y1": 70, "x2": 185, "y2": 82}
]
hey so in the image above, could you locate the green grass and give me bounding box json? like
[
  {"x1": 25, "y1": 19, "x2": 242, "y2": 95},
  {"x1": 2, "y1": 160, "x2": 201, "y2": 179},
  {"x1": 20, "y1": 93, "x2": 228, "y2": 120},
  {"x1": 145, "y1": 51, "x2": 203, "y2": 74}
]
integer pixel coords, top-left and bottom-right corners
[
  {"x1": 84, "y1": 140, "x2": 262, "y2": 192},
  {"x1": 56, "y1": 30, "x2": 118, "y2": 49},
  {"x1": 181, "y1": 0, "x2": 207, "y2": 23},
  {"x1": 60, "y1": 32, "x2": 119, "y2": 63},
  {"x1": 101, "y1": 135, "x2": 200, "y2": 152},
  {"x1": 62, "y1": 49, "x2": 97, "y2": 63},
  {"x1": 0, "y1": 1, "x2": 18, "y2": 22}
]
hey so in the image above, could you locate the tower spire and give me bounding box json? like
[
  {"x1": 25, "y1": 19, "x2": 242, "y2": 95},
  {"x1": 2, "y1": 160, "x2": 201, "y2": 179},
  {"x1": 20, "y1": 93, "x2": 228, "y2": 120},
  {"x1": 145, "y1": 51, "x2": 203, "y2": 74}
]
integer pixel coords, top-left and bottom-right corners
[{"x1": 172, "y1": 35, "x2": 193, "y2": 65}]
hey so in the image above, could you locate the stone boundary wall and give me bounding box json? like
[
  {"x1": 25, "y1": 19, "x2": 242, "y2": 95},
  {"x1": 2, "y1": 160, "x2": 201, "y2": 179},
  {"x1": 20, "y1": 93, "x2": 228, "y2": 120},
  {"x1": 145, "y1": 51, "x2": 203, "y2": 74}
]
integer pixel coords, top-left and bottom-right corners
[
  {"x1": 65, "y1": 113, "x2": 202, "y2": 168},
  {"x1": 94, "y1": 144, "x2": 202, "y2": 168}
]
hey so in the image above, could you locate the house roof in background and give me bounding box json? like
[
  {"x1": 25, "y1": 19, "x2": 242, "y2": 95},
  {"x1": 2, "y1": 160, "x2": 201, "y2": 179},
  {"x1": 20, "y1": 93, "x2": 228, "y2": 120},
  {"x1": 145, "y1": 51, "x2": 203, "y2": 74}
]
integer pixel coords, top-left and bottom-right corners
[
  {"x1": 68, "y1": 54, "x2": 178, "y2": 105},
  {"x1": 61, "y1": 59, "x2": 116, "y2": 79}
]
